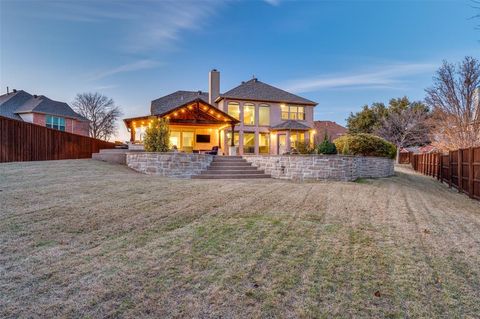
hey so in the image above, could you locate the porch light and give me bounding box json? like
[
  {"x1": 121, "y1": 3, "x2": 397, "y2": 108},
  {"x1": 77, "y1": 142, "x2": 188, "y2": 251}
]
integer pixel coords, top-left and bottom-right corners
[
  {"x1": 166, "y1": 116, "x2": 170, "y2": 120},
  {"x1": 188, "y1": 105, "x2": 193, "y2": 110},
  {"x1": 173, "y1": 112, "x2": 178, "y2": 116},
  {"x1": 312, "y1": 129, "x2": 317, "y2": 134},
  {"x1": 181, "y1": 109, "x2": 185, "y2": 113}
]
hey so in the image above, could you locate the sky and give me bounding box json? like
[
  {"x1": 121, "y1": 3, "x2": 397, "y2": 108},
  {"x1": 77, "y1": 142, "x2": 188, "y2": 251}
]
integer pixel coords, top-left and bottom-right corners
[{"x1": 1, "y1": 0, "x2": 479, "y2": 141}]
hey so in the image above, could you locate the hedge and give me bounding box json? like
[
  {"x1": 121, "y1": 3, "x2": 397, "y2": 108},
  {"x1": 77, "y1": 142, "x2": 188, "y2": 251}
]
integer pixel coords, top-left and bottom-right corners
[{"x1": 333, "y1": 133, "x2": 396, "y2": 159}]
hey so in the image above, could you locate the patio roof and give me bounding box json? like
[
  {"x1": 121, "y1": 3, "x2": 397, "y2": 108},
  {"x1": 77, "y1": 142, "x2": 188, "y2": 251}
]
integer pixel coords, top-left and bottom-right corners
[{"x1": 270, "y1": 120, "x2": 312, "y2": 131}]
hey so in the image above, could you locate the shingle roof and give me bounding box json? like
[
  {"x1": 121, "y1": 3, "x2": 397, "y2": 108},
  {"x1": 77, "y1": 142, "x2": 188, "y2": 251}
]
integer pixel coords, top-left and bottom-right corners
[
  {"x1": 0, "y1": 90, "x2": 32, "y2": 120},
  {"x1": 270, "y1": 120, "x2": 312, "y2": 131},
  {"x1": 217, "y1": 78, "x2": 317, "y2": 106},
  {"x1": 15, "y1": 95, "x2": 89, "y2": 121},
  {"x1": 151, "y1": 90, "x2": 209, "y2": 115},
  {"x1": 313, "y1": 121, "x2": 347, "y2": 143}
]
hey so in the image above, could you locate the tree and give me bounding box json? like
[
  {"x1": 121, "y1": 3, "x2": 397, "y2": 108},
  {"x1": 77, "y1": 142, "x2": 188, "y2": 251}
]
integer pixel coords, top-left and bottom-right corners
[
  {"x1": 346, "y1": 102, "x2": 387, "y2": 133},
  {"x1": 143, "y1": 117, "x2": 170, "y2": 152},
  {"x1": 317, "y1": 132, "x2": 337, "y2": 154},
  {"x1": 425, "y1": 56, "x2": 480, "y2": 151},
  {"x1": 72, "y1": 92, "x2": 122, "y2": 141},
  {"x1": 376, "y1": 106, "x2": 431, "y2": 163}
]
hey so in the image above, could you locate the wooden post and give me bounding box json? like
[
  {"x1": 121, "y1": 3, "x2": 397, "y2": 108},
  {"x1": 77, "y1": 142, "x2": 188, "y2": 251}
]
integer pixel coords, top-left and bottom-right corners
[
  {"x1": 449, "y1": 151, "x2": 452, "y2": 188},
  {"x1": 438, "y1": 153, "x2": 442, "y2": 181},
  {"x1": 458, "y1": 149, "x2": 463, "y2": 192},
  {"x1": 130, "y1": 126, "x2": 135, "y2": 142},
  {"x1": 469, "y1": 147, "x2": 474, "y2": 198}
]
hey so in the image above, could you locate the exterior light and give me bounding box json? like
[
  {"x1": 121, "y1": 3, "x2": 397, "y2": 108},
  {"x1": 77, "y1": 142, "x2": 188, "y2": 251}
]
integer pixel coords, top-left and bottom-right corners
[
  {"x1": 181, "y1": 109, "x2": 185, "y2": 113},
  {"x1": 173, "y1": 112, "x2": 178, "y2": 116}
]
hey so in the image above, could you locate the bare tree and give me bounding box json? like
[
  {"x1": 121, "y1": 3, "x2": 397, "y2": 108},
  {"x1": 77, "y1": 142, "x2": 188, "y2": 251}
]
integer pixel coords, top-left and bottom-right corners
[
  {"x1": 425, "y1": 56, "x2": 480, "y2": 151},
  {"x1": 376, "y1": 107, "x2": 431, "y2": 163},
  {"x1": 72, "y1": 92, "x2": 122, "y2": 141}
]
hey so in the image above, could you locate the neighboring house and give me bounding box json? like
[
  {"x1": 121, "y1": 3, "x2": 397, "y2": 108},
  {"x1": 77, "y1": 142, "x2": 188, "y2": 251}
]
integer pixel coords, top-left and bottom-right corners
[
  {"x1": 0, "y1": 89, "x2": 90, "y2": 136},
  {"x1": 124, "y1": 69, "x2": 318, "y2": 155},
  {"x1": 313, "y1": 120, "x2": 347, "y2": 144}
]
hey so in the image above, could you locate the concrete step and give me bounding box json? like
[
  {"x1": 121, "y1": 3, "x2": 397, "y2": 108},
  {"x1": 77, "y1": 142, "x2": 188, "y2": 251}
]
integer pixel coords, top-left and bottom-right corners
[
  {"x1": 92, "y1": 152, "x2": 126, "y2": 165},
  {"x1": 211, "y1": 159, "x2": 249, "y2": 164},
  {"x1": 192, "y1": 174, "x2": 271, "y2": 179},
  {"x1": 207, "y1": 165, "x2": 258, "y2": 171},
  {"x1": 200, "y1": 169, "x2": 265, "y2": 175},
  {"x1": 99, "y1": 149, "x2": 128, "y2": 154},
  {"x1": 214, "y1": 156, "x2": 243, "y2": 159},
  {"x1": 209, "y1": 162, "x2": 252, "y2": 167}
]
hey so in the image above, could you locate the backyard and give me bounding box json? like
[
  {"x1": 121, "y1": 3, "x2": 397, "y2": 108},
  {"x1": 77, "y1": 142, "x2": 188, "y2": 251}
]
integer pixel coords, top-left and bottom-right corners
[{"x1": 1, "y1": 160, "x2": 479, "y2": 318}]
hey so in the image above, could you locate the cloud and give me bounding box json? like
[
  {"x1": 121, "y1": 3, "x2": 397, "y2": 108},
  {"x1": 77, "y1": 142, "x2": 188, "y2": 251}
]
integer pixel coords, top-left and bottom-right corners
[
  {"x1": 89, "y1": 59, "x2": 162, "y2": 81},
  {"x1": 264, "y1": 0, "x2": 280, "y2": 6},
  {"x1": 282, "y1": 63, "x2": 437, "y2": 93}
]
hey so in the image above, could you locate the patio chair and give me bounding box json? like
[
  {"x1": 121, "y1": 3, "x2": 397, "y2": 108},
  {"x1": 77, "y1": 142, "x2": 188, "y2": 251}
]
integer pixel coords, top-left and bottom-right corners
[{"x1": 205, "y1": 146, "x2": 219, "y2": 155}]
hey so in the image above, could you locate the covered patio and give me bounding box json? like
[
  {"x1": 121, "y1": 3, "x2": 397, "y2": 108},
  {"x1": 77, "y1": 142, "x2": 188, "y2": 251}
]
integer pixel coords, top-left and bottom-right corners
[{"x1": 124, "y1": 98, "x2": 239, "y2": 155}]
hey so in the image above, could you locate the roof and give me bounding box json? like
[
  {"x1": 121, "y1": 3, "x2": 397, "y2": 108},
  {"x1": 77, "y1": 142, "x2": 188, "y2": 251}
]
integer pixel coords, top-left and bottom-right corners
[
  {"x1": 0, "y1": 90, "x2": 32, "y2": 120},
  {"x1": 151, "y1": 90, "x2": 209, "y2": 115},
  {"x1": 15, "y1": 95, "x2": 89, "y2": 121},
  {"x1": 270, "y1": 120, "x2": 312, "y2": 131},
  {"x1": 313, "y1": 121, "x2": 347, "y2": 141},
  {"x1": 216, "y1": 78, "x2": 317, "y2": 106},
  {"x1": 0, "y1": 90, "x2": 88, "y2": 121}
]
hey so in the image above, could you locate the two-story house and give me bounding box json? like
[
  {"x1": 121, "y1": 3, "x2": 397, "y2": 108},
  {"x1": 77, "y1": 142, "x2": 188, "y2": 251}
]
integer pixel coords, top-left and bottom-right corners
[
  {"x1": 0, "y1": 89, "x2": 90, "y2": 136},
  {"x1": 123, "y1": 70, "x2": 317, "y2": 155}
]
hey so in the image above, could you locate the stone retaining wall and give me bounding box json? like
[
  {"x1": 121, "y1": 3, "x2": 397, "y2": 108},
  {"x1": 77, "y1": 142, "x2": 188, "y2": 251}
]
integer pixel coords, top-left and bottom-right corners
[
  {"x1": 126, "y1": 152, "x2": 213, "y2": 178},
  {"x1": 243, "y1": 155, "x2": 394, "y2": 181}
]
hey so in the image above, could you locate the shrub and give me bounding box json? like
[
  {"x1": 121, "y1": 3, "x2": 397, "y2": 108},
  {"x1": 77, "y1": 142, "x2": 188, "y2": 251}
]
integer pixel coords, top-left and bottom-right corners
[
  {"x1": 316, "y1": 133, "x2": 337, "y2": 154},
  {"x1": 333, "y1": 133, "x2": 396, "y2": 159},
  {"x1": 294, "y1": 141, "x2": 315, "y2": 154},
  {"x1": 143, "y1": 117, "x2": 170, "y2": 152}
]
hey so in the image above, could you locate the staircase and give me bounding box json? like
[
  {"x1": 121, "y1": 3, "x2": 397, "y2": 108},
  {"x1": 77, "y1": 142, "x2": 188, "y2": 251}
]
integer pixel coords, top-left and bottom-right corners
[{"x1": 193, "y1": 156, "x2": 270, "y2": 179}]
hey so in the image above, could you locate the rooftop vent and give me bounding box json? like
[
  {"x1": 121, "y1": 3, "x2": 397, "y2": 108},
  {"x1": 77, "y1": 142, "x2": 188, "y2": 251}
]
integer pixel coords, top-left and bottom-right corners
[
  {"x1": 13, "y1": 89, "x2": 17, "y2": 93},
  {"x1": 198, "y1": 90, "x2": 202, "y2": 95},
  {"x1": 33, "y1": 94, "x2": 38, "y2": 98}
]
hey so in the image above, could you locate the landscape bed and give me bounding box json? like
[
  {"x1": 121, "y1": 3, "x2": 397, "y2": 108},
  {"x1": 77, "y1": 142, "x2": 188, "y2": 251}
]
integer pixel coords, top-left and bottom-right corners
[{"x1": 1, "y1": 160, "x2": 480, "y2": 317}]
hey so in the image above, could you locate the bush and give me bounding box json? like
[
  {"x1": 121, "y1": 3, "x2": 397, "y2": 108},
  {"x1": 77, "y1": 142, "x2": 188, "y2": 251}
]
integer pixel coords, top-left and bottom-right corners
[
  {"x1": 294, "y1": 141, "x2": 315, "y2": 154},
  {"x1": 333, "y1": 133, "x2": 396, "y2": 159},
  {"x1": 143, "y1": 117, "x2": 170, "y2": 152},
  {"x1": 316, "y1": 133, "x2": 337, "y2": 154}
]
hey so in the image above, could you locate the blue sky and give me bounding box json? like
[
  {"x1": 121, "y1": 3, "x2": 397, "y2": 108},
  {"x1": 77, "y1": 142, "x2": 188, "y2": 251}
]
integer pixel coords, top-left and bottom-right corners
[{"x1": 1, "y1": 0, "x2": 479, "y2": 141}]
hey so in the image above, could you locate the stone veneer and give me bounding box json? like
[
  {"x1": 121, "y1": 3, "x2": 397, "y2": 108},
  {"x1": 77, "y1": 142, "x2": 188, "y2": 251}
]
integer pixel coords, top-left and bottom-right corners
[
  {"x1": 243, "y1": 155, "x2": 394, "y2": 181},
  {"x1": 127, "y1": 152, "x2": 213, "y2": 178}
]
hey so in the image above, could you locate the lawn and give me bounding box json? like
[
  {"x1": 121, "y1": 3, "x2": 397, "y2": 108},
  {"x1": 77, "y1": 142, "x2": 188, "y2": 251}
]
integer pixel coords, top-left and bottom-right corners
[{"x1": 1, "y1": 160, "x2": 479, "y2": 318}]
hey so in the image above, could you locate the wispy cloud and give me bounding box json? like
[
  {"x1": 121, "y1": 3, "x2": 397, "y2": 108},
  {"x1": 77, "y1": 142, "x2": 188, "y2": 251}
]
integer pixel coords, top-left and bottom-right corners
[
  {"x1": 264, "y1": 0, "x2": 280, "y2": 6},
  {"x1": 89, "y1": 59, "x2": 162, "y2": 81},
  {"x1": 282, "y1": 63, "x2": 436, "y2": 93}
]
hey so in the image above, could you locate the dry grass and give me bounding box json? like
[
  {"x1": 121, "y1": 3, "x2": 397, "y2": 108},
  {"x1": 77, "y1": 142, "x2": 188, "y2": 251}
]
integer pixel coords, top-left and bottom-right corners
[{"x1": 1, "y1": 160, "x2": 479, "y2": 318}]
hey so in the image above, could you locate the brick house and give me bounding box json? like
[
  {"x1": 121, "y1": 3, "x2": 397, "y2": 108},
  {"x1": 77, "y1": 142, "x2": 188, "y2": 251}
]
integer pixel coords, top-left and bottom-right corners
[
  {"x1": 124, "y1": 69, "x2": 318, "y2": 155},
  {"x1": 313, "y1": 120, "x2": 347, "y2": 144},
  {"x1": 0, "y1": 89, "x2": 89, "y2": 136}
]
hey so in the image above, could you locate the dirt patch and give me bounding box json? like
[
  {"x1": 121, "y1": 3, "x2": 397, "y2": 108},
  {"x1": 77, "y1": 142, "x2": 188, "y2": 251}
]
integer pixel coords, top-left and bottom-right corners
[{"x1": 1, "y1": 160, "x2": 479, "y2": 317}]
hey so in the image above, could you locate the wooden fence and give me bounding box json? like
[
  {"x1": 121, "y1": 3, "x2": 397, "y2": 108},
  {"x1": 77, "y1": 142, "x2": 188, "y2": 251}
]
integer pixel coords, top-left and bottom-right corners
[
  {"x1": 0, "y1": 115, "x2": 115, "y2": 163},
  {"x1": 399, "y1": 152, "x2": 412, "y2": 164},
  {"x1": 411, "y1": 147, "x2": 480, "y2": 201}
]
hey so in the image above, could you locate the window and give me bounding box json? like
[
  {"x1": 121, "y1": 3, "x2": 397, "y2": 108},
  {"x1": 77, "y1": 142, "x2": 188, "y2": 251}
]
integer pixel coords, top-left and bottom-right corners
[
  {"x1": 196, "y1": 134, "x2": 210, "y2": 143},
  {"x1": 170, "y1": 131, "x2": 181, "y2": 149},
  {"x1": 243, "y1": 103, "x2": 255, "y2": 125},
  {"x1": 243, "y1": 132, "x2": 255, "y2": 154},
  {"x1": 281, "y1": 105, "x2": 305, "y2": 121},
  {"x1": 227, "y1": 102, "x2": 240, "y2": 120},
  {"x1": 259, "y1": 133, "x2": 270, "y2": 154},
  {"x1": 227, "y1": 132, "x2": 239, "y2": 146},
  {"x1": 46, "y1": 115, "x2": 65, "y2": 131},
  {"x1": 290, "y1": 131, "x2": 305, "y2": 148},
  {"x1": 259, "y1": 104, "x2": 270, "y2": 126}
]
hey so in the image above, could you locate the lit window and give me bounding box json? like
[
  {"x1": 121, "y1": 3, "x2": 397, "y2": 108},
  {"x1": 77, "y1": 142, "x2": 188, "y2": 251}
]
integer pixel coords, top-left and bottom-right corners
[
  {"x1": 46, "y1": 115, "x2": 65, "y2": 131},
  {"x1": 243, "y1": 103, "x2": 255, "y2": 125},
  {"x1": 227, "y1": 102, "x2": 240, "y2": 120},
  {"x1": 281, "y1": 105, "x2": 306, "y2": 121},
  {"x1": 243, "y1": 132, "x2": 255, "y2": 154},
  {"x1": 259, "y1": 104, "x2": 270, "y2": 126},
  {"x1": 281, "y1": 104, "x2": 289, "y2": 120},
  {"x1": 259, "y1": 133, "x2": 270, "y2": 154}
]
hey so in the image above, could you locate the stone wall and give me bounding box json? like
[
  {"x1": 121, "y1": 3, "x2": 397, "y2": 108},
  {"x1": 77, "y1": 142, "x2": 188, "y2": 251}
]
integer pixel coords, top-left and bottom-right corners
[
  {"x1": 243, "y1": 155, "x2": 394, "y2": 181},
  {"x1": 126, "y1": 152, "x2": 213, "y2": 178}
]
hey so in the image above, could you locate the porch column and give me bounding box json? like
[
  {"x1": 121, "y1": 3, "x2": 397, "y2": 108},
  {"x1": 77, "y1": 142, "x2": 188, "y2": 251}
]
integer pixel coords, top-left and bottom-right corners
[
  {"x1": 286, "y1": 130, "x2": 291, "y2": 153},
  {"x1": 130, "y1": 126, "x2": 135, "y2": 142},
  {"x1": 230, "y1": 124, "x2": 235, "y2": 146}
]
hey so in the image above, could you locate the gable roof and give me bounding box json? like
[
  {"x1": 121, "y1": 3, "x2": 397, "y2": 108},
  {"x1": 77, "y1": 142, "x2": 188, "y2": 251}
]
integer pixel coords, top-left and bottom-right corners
[
  {"x1": 216, "y1": 78, "x2": 317, "y2": 106},
  {"x1": 151, "y1": 90, "x2": 209, "y2": 115},
  {"x1": 270, "y1": 120, "x2": 312, "y2": 131},
  {"x1": 0, "y1": 90, "x2": 32, "y2": 120},
  {"x1": 313, "y1": 121, "x2": 347, "y2": 140},
  {"x1": 0, "y1": 90, "x2": 88, "y2": 121}
]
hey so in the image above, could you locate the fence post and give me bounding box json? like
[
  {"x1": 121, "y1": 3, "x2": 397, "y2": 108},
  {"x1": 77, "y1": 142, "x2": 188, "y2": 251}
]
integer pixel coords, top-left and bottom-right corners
[
  {"x1": 469, "y1": 147, "x2": 474, "y2": 198},
  {"x1": 449, "y1": 151, "x2": 452, "y2": 188},
  {"x1": 439, "y1": 153, "x2": 443, "y2": 181},
  {"x1": 458, "y1": 149, "x2": 463, "y2": 193}
]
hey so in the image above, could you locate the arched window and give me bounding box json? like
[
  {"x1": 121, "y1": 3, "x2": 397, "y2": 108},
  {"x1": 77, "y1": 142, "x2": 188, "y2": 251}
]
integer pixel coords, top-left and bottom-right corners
[
  {"x1": 227, "y1": 102, "x2": 240, "y2": 120},
  {"x1": 243, "y1": 103, "x2": 255, "y2": 125},
  {"x1": 259, "y1": 104, "x2": 270, "y2": 126}
]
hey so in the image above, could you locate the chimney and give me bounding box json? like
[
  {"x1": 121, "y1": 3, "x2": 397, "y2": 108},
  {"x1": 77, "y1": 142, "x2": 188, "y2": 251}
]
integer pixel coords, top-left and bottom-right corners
[{"x1": 209, "y1": 69, "x2": 220, "y2": 106}]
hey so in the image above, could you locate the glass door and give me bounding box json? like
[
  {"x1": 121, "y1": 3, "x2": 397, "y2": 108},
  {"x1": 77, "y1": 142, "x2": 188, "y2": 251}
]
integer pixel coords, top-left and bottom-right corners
[{"x1": 277, "y1": 134, "x2": 287, "y2": 155}]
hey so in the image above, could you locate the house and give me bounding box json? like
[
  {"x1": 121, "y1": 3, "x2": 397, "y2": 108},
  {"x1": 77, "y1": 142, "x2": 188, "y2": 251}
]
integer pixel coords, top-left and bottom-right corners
[
  {"x1": 0, "y1": 89, "x2": 90, "y2": 136},
  {"x1": 313, "y1": 121, "x2": 347, "y2": 144},
  {"x1": 124, "y1": 70, "x2": 317, "y2": 155}
]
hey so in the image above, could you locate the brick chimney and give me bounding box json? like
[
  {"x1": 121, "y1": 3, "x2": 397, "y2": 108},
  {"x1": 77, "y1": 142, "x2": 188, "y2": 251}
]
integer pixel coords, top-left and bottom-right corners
[{"x1": 209, "y1": 69, "x2": 220, "y2": 106}]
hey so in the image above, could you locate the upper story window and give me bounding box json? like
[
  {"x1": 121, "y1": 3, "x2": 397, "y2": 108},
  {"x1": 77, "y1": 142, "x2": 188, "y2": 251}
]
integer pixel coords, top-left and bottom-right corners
[
  {"x1": 243, "y1": 103, "x2": 255, "y2": 126},
  {"x1": 259, "y1": 104, "x2": 270, "y2": 126},
  {"x1": 227, "y1": 102, "x2": 240, "y2": 120},
  {"x1": 281, "y1": 105, "x2": 305, "y2": 120},
  {"x1": 46, "y1": 115, "x2": 66, "y2": 131}
]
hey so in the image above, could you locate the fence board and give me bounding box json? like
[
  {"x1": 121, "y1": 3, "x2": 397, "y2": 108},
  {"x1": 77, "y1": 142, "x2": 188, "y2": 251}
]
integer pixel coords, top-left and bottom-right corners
[
  {"x1": 411, "y1": 147, "x2": 480, "y2": 202},
  {"x1": 0, "y1": 115, "x2": 115, "y2": 163}
]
